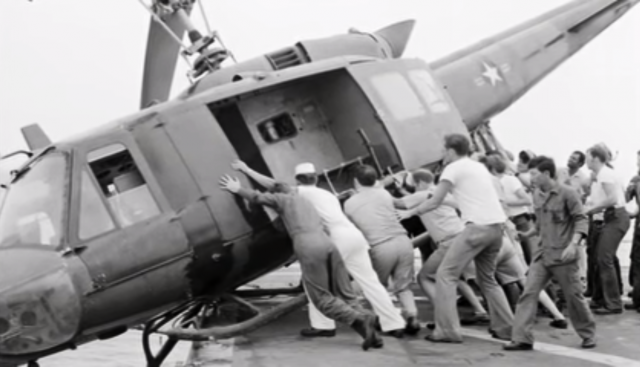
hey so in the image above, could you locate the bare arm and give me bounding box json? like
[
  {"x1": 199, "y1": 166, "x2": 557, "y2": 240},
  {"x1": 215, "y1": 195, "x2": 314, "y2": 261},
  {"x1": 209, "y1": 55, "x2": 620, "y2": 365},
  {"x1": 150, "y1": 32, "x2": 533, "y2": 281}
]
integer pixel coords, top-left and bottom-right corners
[
  {"x1": 393, "y1": 197, "x2": 410, "y2": 209},
  {"x1": 586, "y1": 182, "x2": 618, "y2": 214},
  {"x1": 232, "y1": 160, "x2": 277, "y2": 190},
  {"x1": 413, "y1": 181, "x2": 452, "y2": 214},
  {"x1": 220, "y1": 174, "x2": 281, "y2": 209},
  {"x1": 244, "y1": 167, "x2": 277, "y2": 190},
  {"x1": 506, "y1": 187, "x2": 532, "y2": 207},
  {"x1": 393, "y1": 191, "x2": 430, "y2": 210},
  {"x1": 236, "y1": 188, "x2": 282, "y2": 208},
  {"x1": 440, "y1": 194, "x2": 459, "y2": 210}
]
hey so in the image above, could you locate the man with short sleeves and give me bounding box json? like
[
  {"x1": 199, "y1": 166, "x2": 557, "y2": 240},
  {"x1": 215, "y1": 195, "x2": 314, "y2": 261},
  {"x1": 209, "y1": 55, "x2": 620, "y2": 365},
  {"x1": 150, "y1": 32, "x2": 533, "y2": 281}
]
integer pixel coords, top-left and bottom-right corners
[
  {"x1": 344, "y1": 165, "x2": 420, "y2": 335},
  {"x1": 504, "y1": 157, "x2": 595, "y2": 351},
  {"x1": 411, "y1": 134, "x2": 514, "y2": 343},
  {"x1": 585, "y1": 145, "x2": 630, "y2": 314}
]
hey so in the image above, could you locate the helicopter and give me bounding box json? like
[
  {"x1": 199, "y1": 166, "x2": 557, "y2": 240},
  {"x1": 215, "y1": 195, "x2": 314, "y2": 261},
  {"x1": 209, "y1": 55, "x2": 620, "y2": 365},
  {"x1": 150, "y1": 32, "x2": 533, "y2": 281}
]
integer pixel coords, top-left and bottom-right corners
[{"x1": 0, "y1": 0, "x2": 638, "y2": 366}]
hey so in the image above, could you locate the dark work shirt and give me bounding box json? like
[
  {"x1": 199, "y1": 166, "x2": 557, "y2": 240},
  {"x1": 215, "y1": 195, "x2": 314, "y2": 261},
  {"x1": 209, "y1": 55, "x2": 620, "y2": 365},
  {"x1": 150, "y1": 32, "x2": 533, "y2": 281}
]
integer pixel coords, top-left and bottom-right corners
[
  {"x1": 534, "y1": 183, "x2": 588, "y2": 266},
  {"x1": 238, "y1": 187, "x2": 323, "y2": 237},
  {"x1": 626, "y1": 175, "x2": 640, "y2": 204}
]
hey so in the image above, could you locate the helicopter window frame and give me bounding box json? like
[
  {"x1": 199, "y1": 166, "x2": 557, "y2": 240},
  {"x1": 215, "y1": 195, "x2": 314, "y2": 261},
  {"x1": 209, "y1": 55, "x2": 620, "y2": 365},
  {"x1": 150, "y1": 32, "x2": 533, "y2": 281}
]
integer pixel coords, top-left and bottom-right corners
[
  {"x1": 78, "y1": 169, "x2": 117, "y2": 240},
  {"x1": 256, "y1": 112, "x2": 298, "y2": 144},
  {"x1": 0, "y1": 151, "x2": 70, "y2": 248},
  {"x1": 369, "y1": 72, "x2": 426, "y2": 121},
  {"x1": 85, "y1": 143, "x2": 161, "y2": 229},
  {"x1": 407, "y1": 69, "x2": 451, "y2": 114}
]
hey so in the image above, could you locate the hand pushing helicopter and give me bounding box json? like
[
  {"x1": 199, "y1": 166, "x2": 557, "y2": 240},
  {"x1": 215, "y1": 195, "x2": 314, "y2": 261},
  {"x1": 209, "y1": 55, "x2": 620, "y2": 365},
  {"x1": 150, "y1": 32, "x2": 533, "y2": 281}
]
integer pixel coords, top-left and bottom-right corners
[{"x1": 0, "y1": 0, "x2": 638, "y2": 366}]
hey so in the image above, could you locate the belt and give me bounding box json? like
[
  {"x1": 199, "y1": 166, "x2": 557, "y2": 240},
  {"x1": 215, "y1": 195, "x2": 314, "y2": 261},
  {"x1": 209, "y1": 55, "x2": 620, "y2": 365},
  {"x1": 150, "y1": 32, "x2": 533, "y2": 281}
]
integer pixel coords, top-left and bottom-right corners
[{"x1": 510, "y1": 213, "x2": 531, "y2": 221}]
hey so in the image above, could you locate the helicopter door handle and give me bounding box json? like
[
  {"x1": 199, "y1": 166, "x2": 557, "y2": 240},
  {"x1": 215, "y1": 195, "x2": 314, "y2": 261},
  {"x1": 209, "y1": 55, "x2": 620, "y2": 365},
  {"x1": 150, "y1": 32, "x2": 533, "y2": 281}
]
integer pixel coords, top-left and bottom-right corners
[{"x1": 61, "y1": 245, "x2": 87, "y2": 257}]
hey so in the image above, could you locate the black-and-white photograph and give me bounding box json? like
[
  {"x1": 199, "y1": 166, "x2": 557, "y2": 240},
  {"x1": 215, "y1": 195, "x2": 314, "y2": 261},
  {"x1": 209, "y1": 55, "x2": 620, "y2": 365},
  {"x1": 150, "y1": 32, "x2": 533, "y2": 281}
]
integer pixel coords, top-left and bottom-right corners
[{"x1": 1, "y1": 1, "x2": 639, "y2": 366}]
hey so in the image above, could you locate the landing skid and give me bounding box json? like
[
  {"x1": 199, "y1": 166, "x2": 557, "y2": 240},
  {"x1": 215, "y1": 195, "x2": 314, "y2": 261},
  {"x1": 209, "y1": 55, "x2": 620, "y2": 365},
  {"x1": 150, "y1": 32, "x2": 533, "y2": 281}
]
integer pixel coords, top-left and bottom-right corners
[{"x1": 142, "y1": 288, "x2": 307, "y2": 367}]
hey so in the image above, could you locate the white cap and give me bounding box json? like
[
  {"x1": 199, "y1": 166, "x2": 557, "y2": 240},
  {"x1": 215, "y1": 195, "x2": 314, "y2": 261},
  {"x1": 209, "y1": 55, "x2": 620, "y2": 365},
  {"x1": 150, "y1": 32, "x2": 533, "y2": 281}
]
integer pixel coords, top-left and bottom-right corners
[{"x1": 294, "y1": 163, "x2": 316, "y2": 176}]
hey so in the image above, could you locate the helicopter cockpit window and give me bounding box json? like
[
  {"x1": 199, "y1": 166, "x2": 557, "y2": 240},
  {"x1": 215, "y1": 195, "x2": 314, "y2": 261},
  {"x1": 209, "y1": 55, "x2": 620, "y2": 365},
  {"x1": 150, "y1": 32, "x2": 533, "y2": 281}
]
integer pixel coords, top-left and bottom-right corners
[
  {"x1": 87, "y1": 144, "x2": 160, "y2": 228},
  {"x1": 370, "y1": 72, "x2": 426, "y2": 121},
  {"x1": 257, "y1": 113, "x2": 297, "y2": 143},
  {"x1": 408, "y1": 69, "x2": 451, "y2": 114},
  {"x1": 0, "y1": 153, "x2": 68, "y2": 248},
  {"x1": 79, "y1": 170, "x2": 116, "y2": 240}
]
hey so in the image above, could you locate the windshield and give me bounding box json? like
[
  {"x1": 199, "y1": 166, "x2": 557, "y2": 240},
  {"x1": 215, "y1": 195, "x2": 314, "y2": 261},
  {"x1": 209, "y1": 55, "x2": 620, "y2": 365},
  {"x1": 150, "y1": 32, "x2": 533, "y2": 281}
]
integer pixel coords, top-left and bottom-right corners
[{"x1": 0, "y1": 153, "x2": 68, "y2": 248}]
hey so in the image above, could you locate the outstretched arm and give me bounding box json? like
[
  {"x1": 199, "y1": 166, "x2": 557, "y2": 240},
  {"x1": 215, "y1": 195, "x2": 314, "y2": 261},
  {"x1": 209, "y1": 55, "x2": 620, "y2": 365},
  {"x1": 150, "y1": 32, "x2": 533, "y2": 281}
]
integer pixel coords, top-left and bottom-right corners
[
  {"x1": 413, "y1": 181, "x2": 452, "y2": 214},
  {"x1": 231, "y1": 160, "x2": 277, "y2": 190},
  {"x1": 219, "y1": 175, "x2": 280, "y2": 208},
  {"x1": 506, "y1": 187, "x2": 532, "y2": 207}
]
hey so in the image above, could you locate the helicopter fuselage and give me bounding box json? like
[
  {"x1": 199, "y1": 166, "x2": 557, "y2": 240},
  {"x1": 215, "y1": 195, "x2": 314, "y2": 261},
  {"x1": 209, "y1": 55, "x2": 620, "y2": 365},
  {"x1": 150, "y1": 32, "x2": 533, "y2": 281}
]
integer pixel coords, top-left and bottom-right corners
[
  {"x1": 0, "y1": 53, "x2": 467, "y2": 364},
  {"x1": 0, "y1": 0, "x2": 637, "y2": 364}
]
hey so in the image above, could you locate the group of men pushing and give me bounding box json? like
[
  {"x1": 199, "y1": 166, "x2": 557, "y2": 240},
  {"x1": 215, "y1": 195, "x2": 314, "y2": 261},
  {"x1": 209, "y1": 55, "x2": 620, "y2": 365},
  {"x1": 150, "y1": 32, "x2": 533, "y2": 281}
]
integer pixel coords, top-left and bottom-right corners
[{"x1": 217, "y1": 133, "x2": 615, "y2": 351}]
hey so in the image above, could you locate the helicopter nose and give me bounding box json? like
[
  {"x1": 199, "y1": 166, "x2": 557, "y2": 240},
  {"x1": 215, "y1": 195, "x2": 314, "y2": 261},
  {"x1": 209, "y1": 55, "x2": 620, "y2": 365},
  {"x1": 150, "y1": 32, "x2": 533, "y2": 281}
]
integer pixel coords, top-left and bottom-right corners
[{"x1": 0, "y1": 247, "x2": 81, "y2": 356}]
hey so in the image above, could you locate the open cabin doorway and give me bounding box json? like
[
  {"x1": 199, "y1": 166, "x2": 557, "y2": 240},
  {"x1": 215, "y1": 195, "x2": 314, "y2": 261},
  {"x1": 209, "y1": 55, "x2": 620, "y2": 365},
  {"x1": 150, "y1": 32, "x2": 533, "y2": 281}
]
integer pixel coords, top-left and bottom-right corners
[
  {"x1": 210, "y1": 104, "x2": 273, "y2": 183},
  {"x1": 210, "y1": 69, "x2": 401, "y2": 198}
]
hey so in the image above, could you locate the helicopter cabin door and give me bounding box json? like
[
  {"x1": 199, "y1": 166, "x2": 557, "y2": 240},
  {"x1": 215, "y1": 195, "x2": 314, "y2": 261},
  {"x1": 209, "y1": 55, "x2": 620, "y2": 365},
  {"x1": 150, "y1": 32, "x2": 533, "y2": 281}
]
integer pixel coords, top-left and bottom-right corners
[
  {"x1": 69, "y1": 131, "x2": 190, "y2": 321},
  {"x1": 347, "y1": 59, "x2": 468, "y2": 169}
]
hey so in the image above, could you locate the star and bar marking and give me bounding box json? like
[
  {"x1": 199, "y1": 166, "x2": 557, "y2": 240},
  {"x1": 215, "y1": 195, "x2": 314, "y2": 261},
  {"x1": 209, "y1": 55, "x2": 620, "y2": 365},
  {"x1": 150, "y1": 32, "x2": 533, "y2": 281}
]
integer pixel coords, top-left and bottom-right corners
[{"x1": 474, "y1": 61, "x2": 511, "y2": 87}]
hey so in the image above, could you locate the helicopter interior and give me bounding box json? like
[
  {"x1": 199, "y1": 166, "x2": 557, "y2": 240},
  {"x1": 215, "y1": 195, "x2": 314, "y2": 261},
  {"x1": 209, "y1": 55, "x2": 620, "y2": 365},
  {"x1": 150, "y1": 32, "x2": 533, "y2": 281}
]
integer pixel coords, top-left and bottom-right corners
[
  {"x1": 211, "y1": 69, "x2": 402, "y2": 196},
  {"x1": 87, "y1": 144, "x2": 161, "y2": 230}
]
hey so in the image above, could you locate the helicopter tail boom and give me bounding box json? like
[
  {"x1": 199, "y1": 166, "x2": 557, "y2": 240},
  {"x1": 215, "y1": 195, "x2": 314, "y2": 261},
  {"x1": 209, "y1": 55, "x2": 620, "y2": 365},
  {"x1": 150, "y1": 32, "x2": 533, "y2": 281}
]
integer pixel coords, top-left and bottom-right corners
[{"x1": 430, "y1": 0, "x2": 638, "y2": 131}]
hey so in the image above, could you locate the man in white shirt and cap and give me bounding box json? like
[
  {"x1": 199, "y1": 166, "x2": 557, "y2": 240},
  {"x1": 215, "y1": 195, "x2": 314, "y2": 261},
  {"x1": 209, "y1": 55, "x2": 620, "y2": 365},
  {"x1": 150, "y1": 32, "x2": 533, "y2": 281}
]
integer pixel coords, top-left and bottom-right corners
[
  {"x1": 585, "y1": 144, "x2": 630, "y2": 314},
  {"x1": 230, "y1": 160, "x2": 407, "y2": 337}
]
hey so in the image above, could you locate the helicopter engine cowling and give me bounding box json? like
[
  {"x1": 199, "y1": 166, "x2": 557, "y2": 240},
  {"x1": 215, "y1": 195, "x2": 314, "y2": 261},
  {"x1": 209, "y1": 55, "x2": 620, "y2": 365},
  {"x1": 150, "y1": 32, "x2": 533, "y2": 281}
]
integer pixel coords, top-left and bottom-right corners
[{"x1": 180, "y1": 20, "x2": 415, "y2": 98}]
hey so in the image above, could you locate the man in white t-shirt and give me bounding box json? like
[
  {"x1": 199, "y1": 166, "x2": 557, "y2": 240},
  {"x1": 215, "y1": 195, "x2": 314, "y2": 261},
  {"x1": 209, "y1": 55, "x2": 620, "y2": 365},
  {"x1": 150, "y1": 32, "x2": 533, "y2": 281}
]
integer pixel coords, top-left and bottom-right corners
[
  {"x1": 231, "y1": 160, "x2": 406, "y2": 338},
  {"x1": 484, "y1": 155, "x2": 536, "y2": 264},
  {"x1": 411, "y1": 134, "x2": 514, "y2": 343},
  {"x1": 584, "y1": 145, "x2": 630, "y2": 314}
]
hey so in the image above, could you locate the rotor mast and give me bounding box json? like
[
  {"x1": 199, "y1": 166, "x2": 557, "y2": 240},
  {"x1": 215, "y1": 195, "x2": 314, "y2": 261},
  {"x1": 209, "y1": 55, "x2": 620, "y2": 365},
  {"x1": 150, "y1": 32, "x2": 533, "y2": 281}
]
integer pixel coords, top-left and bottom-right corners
[{"x1": 137, "y1": 0, "x2": 234, "y2": 107}]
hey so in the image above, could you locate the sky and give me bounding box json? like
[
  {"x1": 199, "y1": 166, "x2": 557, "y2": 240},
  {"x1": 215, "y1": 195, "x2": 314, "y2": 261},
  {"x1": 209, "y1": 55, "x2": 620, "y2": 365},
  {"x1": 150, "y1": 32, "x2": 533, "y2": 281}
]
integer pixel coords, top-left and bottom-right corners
[{"x1": 1, "y1": 0, "x2": 639, "y2": 182}]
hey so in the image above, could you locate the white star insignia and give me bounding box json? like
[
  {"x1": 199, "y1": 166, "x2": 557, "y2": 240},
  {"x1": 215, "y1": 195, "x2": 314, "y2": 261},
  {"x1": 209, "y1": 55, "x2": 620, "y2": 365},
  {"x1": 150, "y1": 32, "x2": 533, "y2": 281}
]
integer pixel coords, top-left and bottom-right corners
[{"x1": 482, "y1": 62, "x2": 503, "y2": 86}]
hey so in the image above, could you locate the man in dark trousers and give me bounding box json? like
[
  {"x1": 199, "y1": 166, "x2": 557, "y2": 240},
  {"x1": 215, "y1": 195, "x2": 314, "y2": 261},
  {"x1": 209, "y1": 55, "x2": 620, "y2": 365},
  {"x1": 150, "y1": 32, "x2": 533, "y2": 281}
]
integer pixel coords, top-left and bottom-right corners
[
  {"x1": 625, "y1": 150, "x2": 640, "y2": 312},
  {"x1": 585, "y1": 145, "x2": 630, "y2": 315},
  {"x1": 504, "y1": 156, "x2": 596, "y2": 351},
  {"x1": 219, "y1": 175, "x2": 382, "y2": 351}
]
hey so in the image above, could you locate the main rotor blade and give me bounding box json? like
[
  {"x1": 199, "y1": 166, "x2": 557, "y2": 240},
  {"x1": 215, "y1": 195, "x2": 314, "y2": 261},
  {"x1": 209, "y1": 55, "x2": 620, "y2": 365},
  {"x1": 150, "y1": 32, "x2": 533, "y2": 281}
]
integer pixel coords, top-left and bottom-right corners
[
  {"x1": 21, "y1": 123, "x2": 51, "y2": 151},
  {"x1": 140, "y1": 7, "x2": 192, "y2": 109}
]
